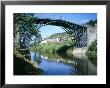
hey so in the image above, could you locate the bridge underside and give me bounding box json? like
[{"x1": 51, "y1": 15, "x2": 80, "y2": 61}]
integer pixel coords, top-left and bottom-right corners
[{"x1": 34, "y1": 19, "x2": 87, "y2": 48}]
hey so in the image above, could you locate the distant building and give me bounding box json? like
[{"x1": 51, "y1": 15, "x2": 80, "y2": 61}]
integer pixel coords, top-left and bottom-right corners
[
  {"x1": 40, "y1": 39, "x2": 48, "y2": 44},
  {"x1": 40, "y1": 38, "x2": 61, "y2": 44}
]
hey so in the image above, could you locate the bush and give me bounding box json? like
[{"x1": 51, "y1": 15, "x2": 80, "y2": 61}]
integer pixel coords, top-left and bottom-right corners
[
  {"x1": 31, "y1": 43, "x2": 67, "y2": 54},
  {"x1": 86, "y1": 40, "x2": 97, "y2": 65},
  {"x1": 88, "y1": 40, "x2": 97, "y2": 53}
]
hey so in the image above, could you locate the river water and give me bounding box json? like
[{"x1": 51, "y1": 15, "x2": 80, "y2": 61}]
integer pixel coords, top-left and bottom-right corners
[{"x1": 30, "y1": 51, "x2": 97, "y2": 75}]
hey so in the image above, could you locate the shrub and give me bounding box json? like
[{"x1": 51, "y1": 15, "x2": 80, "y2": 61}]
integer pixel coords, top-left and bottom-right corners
[{"x1": 88, "y1": 40, "x2": 97, "y2": 53}]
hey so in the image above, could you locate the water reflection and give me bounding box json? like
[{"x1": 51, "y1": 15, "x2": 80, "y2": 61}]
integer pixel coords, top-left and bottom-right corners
[{"x1": 30, "y1": 51, "x2": 97, "y2": 75}]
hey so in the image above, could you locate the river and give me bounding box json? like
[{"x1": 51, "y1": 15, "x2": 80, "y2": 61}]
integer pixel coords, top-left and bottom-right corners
[{"x1": 30, "y1": 51, "x2": 97, "y2": 75}]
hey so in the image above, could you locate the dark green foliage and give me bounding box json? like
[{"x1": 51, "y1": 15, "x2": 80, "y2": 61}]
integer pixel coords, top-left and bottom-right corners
[
  {"x1": 88, "y1": 40, "x2": 97, "y2": 53},
  {"x1": 56, "y1": 45, "x2": 72, "y2": 54},
  {"x1": 86, "y1": 20, "x2": 97, "y2": 26},
  {"x1": 31, "y1": 43, "x2": 73, "y2": 55},
  {"x1": 88, "y1": 54, "x2": 97, "y2": 65},
  {"x1": 14, "y1": 13, "x2": 41, "y2": 48},
  {"x1": 32, "y1": 43, "x2": 62, "y2": 53},
  {"x1": 86, "y1": 40, "x2": 97, "y2": 65},
  {"x1": 14, "y1": 13, "x2": 42, "y2": 75},
  {"x1": 14, "y1": 55, "x2": 44, "y2": 75},
  {"x1": 14, "y1": 13, "x2": 36, "y2": 34}
]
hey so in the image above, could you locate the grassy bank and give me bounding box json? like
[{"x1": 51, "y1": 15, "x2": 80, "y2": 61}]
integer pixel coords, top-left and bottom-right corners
[
  {"x1": 31, "y1": 40, "x2": 97, "y2": 65},
  {"x1": 33, "y1": 43, "x2": 62, "y2": 53},
  {"x1": 31, "y1": 39, "x2": 74, "y2": 54},
  {"x1": 31, "y1": 42, "x2": 74, "y2": 55}
]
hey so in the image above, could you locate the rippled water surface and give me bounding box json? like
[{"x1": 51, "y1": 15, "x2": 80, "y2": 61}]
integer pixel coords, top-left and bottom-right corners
[{"x1": 30, "y1": 51, "x2": 97, "y2": 75}]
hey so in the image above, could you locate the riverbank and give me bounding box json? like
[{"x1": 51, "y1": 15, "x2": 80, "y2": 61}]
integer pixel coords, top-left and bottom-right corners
[
  {"x1": 14, "y1": 48, "x2": 44, "y2": 75},
  {"x1": 31, "y1": 41, "x2": 73, "y2": 54},
  {"x1": 31, "y1": 40, "x2": 97, "y2": 65},
  {"x1": 32, "y1": 43, "x2": 66, "y2": 53}
]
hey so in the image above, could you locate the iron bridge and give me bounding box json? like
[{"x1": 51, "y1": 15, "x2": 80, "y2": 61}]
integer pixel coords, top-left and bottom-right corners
[{"x1": 34, "y1": 18, "x2": 87, "y2": 48}]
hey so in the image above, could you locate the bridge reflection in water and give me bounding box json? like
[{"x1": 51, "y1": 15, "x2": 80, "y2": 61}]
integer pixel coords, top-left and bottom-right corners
[{"x1": 30, "y1": 51, "x2": 97, "y2": 75}]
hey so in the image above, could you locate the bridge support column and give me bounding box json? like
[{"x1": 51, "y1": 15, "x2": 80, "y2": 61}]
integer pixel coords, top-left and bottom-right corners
[
  {"x1": 72, "y1": 27, "x2": 87, "y2": 54},
  {"x1": 72, "y1": 47, "x2": 87, "y2": 54}
]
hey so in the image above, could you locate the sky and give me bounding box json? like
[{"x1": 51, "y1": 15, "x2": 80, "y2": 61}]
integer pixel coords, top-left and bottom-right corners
[{"x1": 34, "y1": 13, "x2": 97, "y2": 39}]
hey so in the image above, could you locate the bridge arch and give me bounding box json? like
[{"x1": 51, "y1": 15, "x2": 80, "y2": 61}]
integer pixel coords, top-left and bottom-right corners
[{"x1": 34, "y1": 18, "x2": 87, "y2": 48}]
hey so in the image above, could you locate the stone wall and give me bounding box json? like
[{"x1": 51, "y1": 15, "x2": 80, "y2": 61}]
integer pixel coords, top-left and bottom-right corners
[{"x1": 87, "y1": 25, "x2": 97, "y2": 47}]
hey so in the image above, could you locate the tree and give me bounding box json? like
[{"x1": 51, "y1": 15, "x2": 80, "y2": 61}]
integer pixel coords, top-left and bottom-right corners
[
  {"x1": 86, "y1": 20, "x2": 97, "y2": 27},
  {"x1": 88, "y1": 40, "x2": 97, "y2": 52},
  {"x1": 14, "y1": 13, "x2": 41, "y2": 49}
]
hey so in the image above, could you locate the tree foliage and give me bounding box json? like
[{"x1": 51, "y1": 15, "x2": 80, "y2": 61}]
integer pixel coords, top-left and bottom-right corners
[
  {"x1": 14, "y1": 13, "x2": 41, "y2": 49},
  {"x1": 86, "y1": 20, "x2": 97, "y2": 27},
  {"x1": 88, "y1": 40, "x2": 97, "y2": 52}
]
